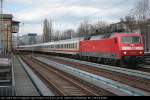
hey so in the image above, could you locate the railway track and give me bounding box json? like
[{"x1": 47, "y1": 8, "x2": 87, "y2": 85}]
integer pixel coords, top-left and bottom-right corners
[
  {"x1": 144, "y1": 52, "x2": 150, "y2": 64},
  {"x1": 135, "y1": 65, "x2": 150, "y2": 73},
  {"x1": 34, "y1": 54, "x2": 150, "y2": 95},
  {"x1": 21, "y1": 56, "x2": 114, "y2": 96},
  {"x1": 137, "y1": 52, "x2": 150, "y2": 73}
]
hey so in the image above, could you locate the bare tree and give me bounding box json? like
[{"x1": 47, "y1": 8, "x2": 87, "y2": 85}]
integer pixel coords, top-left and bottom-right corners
[
  {"x1": 135, "y1": 0, "x2": 150, "y2": 21},
  {"x1": 94, "y1": 21, "x2": 109, "y2": 34},
  {"x1": 52, "y1": 30, "x2": 61, "y2": 41},
  {"x1": 123, "y1": 16, "x2": 137, "y2": 32},
  {"x1": 43, "y1": 19, "x2": 53, "y2": 42},
  {"x1": 63, "y1": 29, "x2": 75, "y2": 39},
  {"x1": 77, "y1": 19, "x2": 91, "y2": 37},
  {"x1": 133, "y1": 0, "x2": 150, "y2": 51}
]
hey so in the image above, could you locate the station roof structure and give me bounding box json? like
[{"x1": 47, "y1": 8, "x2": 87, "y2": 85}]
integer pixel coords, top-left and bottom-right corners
[{"x1": 0, "y1": 14, "x2": 13, "y2": 19}]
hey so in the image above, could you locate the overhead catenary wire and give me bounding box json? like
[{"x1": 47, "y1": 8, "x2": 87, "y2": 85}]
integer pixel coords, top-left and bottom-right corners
[{"x1": 82, "y1": 0, "x2": 130, "y2": 22}]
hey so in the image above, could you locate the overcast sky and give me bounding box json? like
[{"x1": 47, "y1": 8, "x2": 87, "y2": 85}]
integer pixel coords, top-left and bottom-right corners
[{"x1": 3, "y1": 0, "x2": 137, "y2": 35}]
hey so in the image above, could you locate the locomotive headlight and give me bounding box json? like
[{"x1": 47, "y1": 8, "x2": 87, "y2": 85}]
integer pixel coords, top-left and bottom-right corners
[
  {"x1": 140, "y1": 51, "x2": 143, "y2": 54},
  {"x1": 124, "y1": 52, "x2": 127, "y2": 55}
]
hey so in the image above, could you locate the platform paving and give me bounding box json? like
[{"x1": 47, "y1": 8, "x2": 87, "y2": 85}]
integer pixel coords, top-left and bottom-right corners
[{"x1": 12, "y1": 56, "x2": 39, "y2": 96}]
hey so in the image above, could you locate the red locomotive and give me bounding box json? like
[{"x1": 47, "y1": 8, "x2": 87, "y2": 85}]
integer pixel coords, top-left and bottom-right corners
[
  {"x1": 80, "y1": 33, "x2": 144, "y2": 67},
  {"x1": 17, "y1": 32, "x2": 144, "y2": 67}
]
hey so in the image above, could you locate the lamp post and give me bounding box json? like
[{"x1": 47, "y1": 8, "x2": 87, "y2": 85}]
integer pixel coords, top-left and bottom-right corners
[
  {"x1": 17, "y1": 23, "x2": 24, "y2": 47},
  {"x1": 147, "y1": 24, "x2": 150, "y2": 52}
]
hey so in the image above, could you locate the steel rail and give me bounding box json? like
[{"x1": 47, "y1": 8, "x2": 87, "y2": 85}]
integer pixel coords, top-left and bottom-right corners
[
  {"x1": 31, "y1": 57, "x2": 99, "y2": 96},
  {"x1": 51, "y1": 56, "x2": 150, "y2": 80},
  {"x1": 23, "y1": 56, "x2": 98, "y2": 96},
  {"x1": 34, "y1": 57, "x2": 150, "y2": 96},
  {"x1": 39, "y1": 61, "x2": 98, "y2": 96},
  {"x1": 140, "y1": 66, "x2": 150, "y2": 69},
  {"x1": 18, "y1": 57, "x2": 54, "y2": 96}
]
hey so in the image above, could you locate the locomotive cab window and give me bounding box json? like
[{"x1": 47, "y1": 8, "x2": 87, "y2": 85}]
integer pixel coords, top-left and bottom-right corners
[
  {"x1": 122, "y1": 36, "x2": 141, "y2": 44},
  {"x1": 114, "y1": 37, "x2": 118, "y2": 44}
]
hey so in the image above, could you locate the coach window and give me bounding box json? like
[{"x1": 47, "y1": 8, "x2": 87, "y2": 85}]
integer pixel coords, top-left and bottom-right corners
[
  {"x1": 75, "y1": 43, "x2": 77, "y2": 49},
  {"x1": 66, "y1": 44, "x2": 68, "y2": 48},
  {"x1": 76, "y1": 43, "x2": 77, "y2": 49},
  {"x1": 73, "y1": 44, "x2": 75, "y2": 49},
  {"x1": 70, "y1": 44, "x2": 72, "y2": 48},
  {"x1": 65, "y1": 44, "x2": 67, "y2": 49},
  {"x1": 67, "y1": 44, "x2": 69, "y2": 48}
]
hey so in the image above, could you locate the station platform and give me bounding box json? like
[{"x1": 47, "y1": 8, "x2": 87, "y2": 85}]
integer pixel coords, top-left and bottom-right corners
[
  {"x1": 145, "y1": 52, "x2": 150, "y2": 55},
  {"x1": 12, "y1": 56, "x2": 39, "y2": 96},
  {"x1": 0, "y1": 56, "x2": 14, "y2": 96}
]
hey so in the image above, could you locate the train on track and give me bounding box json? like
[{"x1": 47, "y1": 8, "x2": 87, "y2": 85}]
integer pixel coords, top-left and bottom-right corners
[{"x1": 16, "y1": 32, "x2": 144, "y2": 67}]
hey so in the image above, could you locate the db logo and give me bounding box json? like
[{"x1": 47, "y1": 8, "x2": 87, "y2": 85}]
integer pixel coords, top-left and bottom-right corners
[{"x1": 131, "y1": 44, "x2": 135, "y2": 46}]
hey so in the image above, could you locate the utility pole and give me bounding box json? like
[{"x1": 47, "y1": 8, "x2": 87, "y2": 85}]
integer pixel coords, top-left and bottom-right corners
[
  {"x1": 0, "y1": 0, "x2": 3, "y2": 14},
  {"x1": 0, "y1": 0, "x2": 4, "y2": 55}
]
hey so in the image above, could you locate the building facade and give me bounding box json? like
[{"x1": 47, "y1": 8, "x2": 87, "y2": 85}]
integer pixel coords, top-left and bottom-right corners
[
  {"x1": 0, "y1": 14, "x2": 19, "y2": 54},
  {"x1": 19, "y1": 33, "x2": 37, "y2": 45}
]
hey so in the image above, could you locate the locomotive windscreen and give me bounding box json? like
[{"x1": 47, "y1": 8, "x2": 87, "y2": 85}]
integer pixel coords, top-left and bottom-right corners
[{"x1": 122, "y1": 36, "x2": 141, "y2": 44}]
